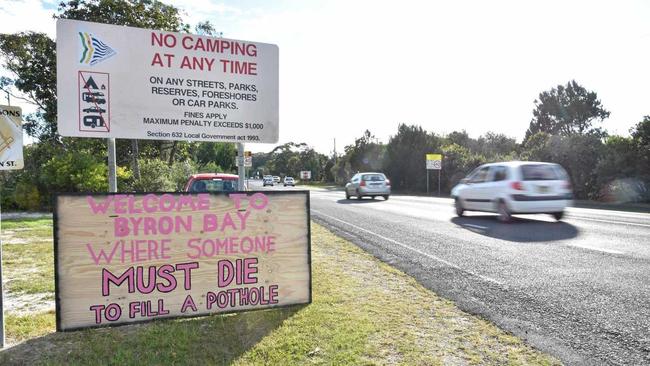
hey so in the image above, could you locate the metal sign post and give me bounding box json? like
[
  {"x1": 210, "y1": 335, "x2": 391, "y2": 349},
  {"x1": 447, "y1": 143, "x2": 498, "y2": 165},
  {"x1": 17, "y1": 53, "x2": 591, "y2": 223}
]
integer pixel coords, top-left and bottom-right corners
[
  {"x1": 107, "y1": 138, "x2": 117, "y2": 193},
  {"x1": 0, "y1": 105, "x2": 25, "y2": 347},
  {"x1": 237, "y1": 143, "x2": 246, "y2": 191},
  {"x1": 426, "y1": 169, "x2": 430, "y2": 195},
  {"x1": 426, "y1": 154, "x2": 442, "y2": 196},
  {"x1": 0, "y1": 196, "x2": 4, "y2": 347}
]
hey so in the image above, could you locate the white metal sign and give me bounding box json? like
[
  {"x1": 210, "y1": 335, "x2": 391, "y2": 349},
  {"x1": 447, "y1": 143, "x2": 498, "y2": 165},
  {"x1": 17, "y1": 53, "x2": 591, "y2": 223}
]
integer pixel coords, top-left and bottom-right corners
[
  {"x1": 236, "y1": 156, "x2": 252, "y2": 167},
  {"x1": 56, "y1": 19, "x2": 279, "y2": 143},
  {"x1": 300, "y1": 171, "x2": 311, "y2": 180},
  {"x1": 425, "y1": 154, "x2": 442, "y2": 170},
  {"x1": 0, "y1": 105, "x2": 24, "y2": 170},
  {"x1": 426, "y1": 160, "x2": 442, "y2": 170}
]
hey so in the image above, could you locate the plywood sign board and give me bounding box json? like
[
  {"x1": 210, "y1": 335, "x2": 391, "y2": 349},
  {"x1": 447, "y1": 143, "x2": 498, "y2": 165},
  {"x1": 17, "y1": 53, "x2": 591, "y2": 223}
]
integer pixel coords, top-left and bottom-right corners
[{"x1": 54, "y1": 191, "x2": 310, "y2": 331}]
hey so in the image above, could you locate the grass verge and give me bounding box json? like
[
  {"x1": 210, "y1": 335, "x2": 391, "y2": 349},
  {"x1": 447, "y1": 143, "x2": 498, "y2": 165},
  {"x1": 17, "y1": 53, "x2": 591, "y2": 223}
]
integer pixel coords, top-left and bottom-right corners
[
  {"x1": 1, "y1": 218, "x2": 559, "y2": 365},
  {"x1": 2, "y1": 217, "x2": 54, "y2": 298}
]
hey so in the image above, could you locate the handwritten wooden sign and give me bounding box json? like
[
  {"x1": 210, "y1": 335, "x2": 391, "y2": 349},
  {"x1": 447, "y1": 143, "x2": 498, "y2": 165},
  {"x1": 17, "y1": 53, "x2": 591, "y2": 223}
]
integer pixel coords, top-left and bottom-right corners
[{"x1": 54, "y1": 191, "x2": 311, "y2": 331}]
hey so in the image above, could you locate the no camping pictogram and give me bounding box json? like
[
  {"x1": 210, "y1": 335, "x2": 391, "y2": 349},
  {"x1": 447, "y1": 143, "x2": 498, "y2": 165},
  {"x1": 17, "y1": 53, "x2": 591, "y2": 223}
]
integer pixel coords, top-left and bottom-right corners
[{"x1": 78, "y1": 71, "x2": 110, "y2": 132}]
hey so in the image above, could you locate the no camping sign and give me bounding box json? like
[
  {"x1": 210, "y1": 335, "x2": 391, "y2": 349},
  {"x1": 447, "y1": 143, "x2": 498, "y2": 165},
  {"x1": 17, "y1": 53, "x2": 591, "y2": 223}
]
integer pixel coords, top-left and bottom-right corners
[
  {"x1": 56, "y1": 19, "x2": 279, "y2": 143},
  {"x1": 54, "y1": 191, "x2": 310, "y2": 331}
]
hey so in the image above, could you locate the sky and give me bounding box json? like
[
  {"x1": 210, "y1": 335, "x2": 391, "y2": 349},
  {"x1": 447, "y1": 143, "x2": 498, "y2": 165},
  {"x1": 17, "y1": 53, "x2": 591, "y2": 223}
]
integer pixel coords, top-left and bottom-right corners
[{"x1": 1, "y1": 0, "x2": 649, "y2": 154}]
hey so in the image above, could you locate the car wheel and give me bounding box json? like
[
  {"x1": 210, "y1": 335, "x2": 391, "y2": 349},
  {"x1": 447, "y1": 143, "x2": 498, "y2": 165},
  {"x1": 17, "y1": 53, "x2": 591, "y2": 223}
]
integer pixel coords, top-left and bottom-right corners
[
  {"x1": 356, "y1": 190, "x2": 362, "y2": 200},
  {"x1": 346, "y1": 192, "x2": 351, "y2": 200},
  {"x1": 497, "y1": 200, "x2": 512, "y2": 223},
  {"x1": 383, "y1": 195, "x2": 389, "y2": 200},
  {"x1": 455, "y1": 198, "x2": 464, "y2": 217},
  {"x1": 552, "y1": 211, "x2": 564, "y2": 221},
  {"x1": 371, "y1": 196, "x2": 376, "y2": 200}
]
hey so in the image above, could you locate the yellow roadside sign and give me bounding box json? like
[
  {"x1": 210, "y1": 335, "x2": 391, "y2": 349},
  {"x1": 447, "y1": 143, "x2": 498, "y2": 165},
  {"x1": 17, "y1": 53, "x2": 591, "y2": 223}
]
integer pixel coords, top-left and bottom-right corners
[{"x1": 426, "y1": 154, "x2": 442, "y2": 161}]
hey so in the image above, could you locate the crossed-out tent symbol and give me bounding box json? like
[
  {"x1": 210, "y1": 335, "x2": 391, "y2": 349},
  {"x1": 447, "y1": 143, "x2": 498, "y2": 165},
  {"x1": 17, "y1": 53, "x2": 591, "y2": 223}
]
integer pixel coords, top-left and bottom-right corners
[{"x1": 80, "y1": 75, "x2": 107, "y2": 129}]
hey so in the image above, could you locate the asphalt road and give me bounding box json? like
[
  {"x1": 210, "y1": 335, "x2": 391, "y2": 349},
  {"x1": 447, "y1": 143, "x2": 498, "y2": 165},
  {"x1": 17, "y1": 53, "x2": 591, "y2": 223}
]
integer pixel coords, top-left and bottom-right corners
[{"x1": 252, "y1": 181, "x2": 650, "y2": 365}]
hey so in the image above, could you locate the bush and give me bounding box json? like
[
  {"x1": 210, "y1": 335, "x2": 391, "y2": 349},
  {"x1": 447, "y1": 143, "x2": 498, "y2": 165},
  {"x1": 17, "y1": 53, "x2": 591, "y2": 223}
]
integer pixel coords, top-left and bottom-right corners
[
  {"x1": 129, "y1": 159, "x2": 175, "y2": 192},
  {"x1": 170, "y1": 160, "x2": 197, "y2": 191},
  {"x1": 14, "y1": 179, "x2": 40, "y2": 211},
  {"x1": 41, "y1": 150, "x2": 108, "y2": 192}
]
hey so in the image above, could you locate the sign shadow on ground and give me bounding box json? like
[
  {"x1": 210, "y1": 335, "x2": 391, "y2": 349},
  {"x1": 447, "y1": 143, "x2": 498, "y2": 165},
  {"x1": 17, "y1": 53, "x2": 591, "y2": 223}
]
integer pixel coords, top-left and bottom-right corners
[{"x1": 0, "y1": 304, "x2": 306, "y2": 364}]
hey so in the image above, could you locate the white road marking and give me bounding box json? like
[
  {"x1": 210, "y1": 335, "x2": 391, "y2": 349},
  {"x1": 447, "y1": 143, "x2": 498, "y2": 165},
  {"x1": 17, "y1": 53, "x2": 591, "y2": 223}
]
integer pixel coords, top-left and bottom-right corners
[
  {"x1": 463, "y1": 223, "x2": 488, "y2": 230},
  {"x1": 567, "y1": 244, "x2": 624, "y2": 255},
  {"x1": 566, "y1": 216, "x2": 650, "y2": 228},
  {"x1": 311, "y1": 209, "x2": 505, "y2": 286}
]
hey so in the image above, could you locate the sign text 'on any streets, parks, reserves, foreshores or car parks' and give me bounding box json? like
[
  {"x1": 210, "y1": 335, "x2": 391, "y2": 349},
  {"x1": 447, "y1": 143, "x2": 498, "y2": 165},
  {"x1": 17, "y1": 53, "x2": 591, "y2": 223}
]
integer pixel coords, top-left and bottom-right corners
[
  {"x1": 0, "y1": 105, "x2": 24, "y2": 170},
  {"x1": 56, "y1": 19, "x2": 279, "y2": 143},
  {"x1": 55, "y1": 191, "x2": 310, "y2": 331}
]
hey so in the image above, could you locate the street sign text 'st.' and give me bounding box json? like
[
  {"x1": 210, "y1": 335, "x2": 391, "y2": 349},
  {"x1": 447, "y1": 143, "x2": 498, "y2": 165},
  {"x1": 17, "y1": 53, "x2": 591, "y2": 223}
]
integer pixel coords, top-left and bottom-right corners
[
  {"x1": 57, "y1": 19, "x2": 279, "y2": 143},
  {"x1": 0, "y1": 105, "x2": 24, "y2": 170}
]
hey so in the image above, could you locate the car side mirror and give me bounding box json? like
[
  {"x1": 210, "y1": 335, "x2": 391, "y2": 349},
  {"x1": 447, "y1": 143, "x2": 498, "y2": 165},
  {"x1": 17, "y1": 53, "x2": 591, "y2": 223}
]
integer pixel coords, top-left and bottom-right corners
[{"x1": 460, "y1": 178, "x2": 469, "y2": 184}]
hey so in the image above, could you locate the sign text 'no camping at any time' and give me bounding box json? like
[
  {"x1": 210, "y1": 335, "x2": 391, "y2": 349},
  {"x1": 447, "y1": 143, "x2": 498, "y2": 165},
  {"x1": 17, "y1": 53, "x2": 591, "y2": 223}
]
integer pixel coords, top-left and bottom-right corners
[{"x1": 56, "y1": 19, "x2": 279, "y2": 143}]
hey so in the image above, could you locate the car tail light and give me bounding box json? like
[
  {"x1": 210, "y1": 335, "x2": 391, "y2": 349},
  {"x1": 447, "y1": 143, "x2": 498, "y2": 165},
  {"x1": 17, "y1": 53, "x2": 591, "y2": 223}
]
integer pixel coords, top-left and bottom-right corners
[
  {"x1": 564, "y1": 181, "x2": 572, "y2": 190},
  {"x1": 510, "y1": 181, "x2": 524, "y2": 190},
  {"x1": 385, "y1": 179, "x2": 391, "y2": 186},
  {"x1": 360, "y1": 180, "x2": 366, "y2": 187}
]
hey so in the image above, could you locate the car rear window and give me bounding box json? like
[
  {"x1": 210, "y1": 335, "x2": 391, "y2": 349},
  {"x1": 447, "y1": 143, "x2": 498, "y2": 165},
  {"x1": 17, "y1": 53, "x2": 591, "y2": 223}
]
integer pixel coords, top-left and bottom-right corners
[
  {"x1": 190, "y1": 179, "x2": 238, "y2": 193},
  {"x1": 520, "y1": 165, "x2": 561, "y2": 181},
  {"x1": 362, "y1": 174, "x2": 385, "y2": 181}
]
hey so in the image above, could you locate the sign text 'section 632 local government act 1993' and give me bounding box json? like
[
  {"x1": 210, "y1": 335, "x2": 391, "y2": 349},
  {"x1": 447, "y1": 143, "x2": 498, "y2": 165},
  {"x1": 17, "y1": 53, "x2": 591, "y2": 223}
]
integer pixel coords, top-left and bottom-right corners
[{"x1": 56, "y1": 19, "x2": 279, "y2": 143}]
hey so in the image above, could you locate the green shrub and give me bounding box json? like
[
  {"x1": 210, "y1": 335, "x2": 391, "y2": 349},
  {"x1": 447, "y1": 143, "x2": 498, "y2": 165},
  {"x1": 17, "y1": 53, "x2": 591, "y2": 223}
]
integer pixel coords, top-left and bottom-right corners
[{"x1": 130, "y1": 159, "x2": 175, "y2": 192}]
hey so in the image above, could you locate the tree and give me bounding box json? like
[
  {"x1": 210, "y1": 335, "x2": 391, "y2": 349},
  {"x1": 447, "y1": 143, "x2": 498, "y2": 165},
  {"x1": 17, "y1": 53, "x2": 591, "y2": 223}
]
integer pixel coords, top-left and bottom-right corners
[
  {"x1": 0, "y1": 0, "x2": 203, "y2": 209},
  {"x1": 192, "y1": 142, "x2": 236, "y2": 172},
  {"x1": 0, "y1": 0, "x2": 190, "y2": 141},
  {"x1": 0, "y1": 32, "x2": 57, "y2": 140},
  {"x1": 630, "y1": 116, "x2": 650, "y2": 196},
  {"x1": 384, "y1": 124, "x2": 441, "y2": 191},
  {"x1": 525, "y1": 80, "x2": 610, "y2": 141}
]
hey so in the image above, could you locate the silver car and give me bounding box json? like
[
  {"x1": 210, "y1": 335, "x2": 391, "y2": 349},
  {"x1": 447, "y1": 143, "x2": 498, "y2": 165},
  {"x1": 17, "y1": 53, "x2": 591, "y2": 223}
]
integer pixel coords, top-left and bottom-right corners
[{"x1": 345, "y1": 172, "x2": 391, "y2": 200}]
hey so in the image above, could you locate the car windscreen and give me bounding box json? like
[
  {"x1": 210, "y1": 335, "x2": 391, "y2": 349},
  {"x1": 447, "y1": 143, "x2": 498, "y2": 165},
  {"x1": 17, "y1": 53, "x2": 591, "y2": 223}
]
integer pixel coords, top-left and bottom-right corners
[
  {"x1": 190, "y1": 179, "x2": 238, "y2": 192},
  {"x1": 520, "y1": 165, "x2": 561, "y2": 181},
  {"x1": 361, "y1": 174, "x2": 385, "y2": 181}
]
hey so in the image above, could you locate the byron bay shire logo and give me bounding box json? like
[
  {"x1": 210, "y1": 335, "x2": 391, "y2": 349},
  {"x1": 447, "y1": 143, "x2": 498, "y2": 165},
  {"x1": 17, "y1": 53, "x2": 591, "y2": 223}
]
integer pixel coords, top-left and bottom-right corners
[{"x1": 79, "y1": 32, "x2": 116, "y2": 66}]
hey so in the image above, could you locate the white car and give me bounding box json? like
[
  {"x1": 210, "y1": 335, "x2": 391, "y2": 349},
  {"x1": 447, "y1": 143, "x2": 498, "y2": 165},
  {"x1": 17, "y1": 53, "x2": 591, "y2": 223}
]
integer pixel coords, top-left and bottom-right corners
[
  {"x1": 273, "y1": 176, "x2": 281, "y2": 184},
  {"x1": 283, "y1": 176, "x2": 295, "y2": 186},
  {"x1": 451, "y1": 161, "x2": 573, "y2": 222},
  {"x1": 263, "y1": 176, "x2": 274, "y2": 186}
]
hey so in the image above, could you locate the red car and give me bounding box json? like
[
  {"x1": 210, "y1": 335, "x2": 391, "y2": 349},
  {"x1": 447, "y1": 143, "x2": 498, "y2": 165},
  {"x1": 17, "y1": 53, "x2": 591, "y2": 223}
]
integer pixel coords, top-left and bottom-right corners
[{"x1": 184, "y1": 173, "x2": 241, "y2": 193}]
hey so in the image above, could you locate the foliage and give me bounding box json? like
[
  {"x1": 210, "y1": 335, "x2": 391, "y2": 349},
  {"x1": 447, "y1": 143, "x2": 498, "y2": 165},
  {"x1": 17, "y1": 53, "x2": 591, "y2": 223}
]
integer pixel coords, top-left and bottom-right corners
[
  {"x1": 0, "y1": 32, "x2": 57, "y2": 140},
  {"x1": 257, "y1": 142, "x2": 329, "y2": 181},
  {"x1": 169, "y1": 160, "x2": 197, "y2": 191},
  {"x1": 130, "y1": 159, "x2": 175, "y2": 192},
  {"x1": 13, "y1": 179, "x2": 41, "y2": 211},
  {"x1": 0, "y1": 0, "x2": 213, "y2": 209},
  {"x1": 384, "y1": 124, "x2": 441, "y2": 191},
  {"x1": 525, "y1": 80, "x2": 610, "y2": 141},
  {"x1": 41, "y1": 150, "x2": 108, "y2": 192},
  {"x1": 191, "y1": 142, "x2": 236, "y2": 173},
  {"x1": 57, "y1": 0, "x2": 190, "y2": 32}
]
